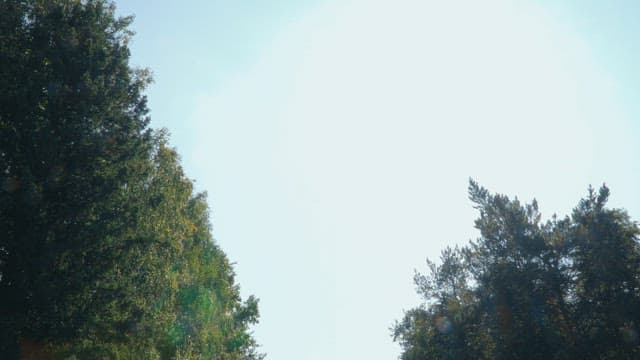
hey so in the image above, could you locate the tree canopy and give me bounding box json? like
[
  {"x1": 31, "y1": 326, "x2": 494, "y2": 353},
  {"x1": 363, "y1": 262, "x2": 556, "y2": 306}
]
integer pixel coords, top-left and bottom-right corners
[
  {"x1": 0, "y1": 0, "x2": 261, "y2": 358},
  {"x1": 393, "y1": 180, "x2": 640, "y2": 359}
]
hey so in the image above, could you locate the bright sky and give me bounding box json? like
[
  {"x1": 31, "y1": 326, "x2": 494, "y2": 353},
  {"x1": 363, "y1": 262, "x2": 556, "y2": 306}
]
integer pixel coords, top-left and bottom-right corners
[{"x1": 117, "y1": 1, "x2": 640, "y2": 358}]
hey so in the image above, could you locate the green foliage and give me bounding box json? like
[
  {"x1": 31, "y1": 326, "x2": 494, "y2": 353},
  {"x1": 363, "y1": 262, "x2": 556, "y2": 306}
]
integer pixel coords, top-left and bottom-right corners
[
  {"x1": 0, "y1": 1, "x2": 262, "y2": 358},
  {"x1": 393, "y1": 180, "x2": 640, "y2": 359}
]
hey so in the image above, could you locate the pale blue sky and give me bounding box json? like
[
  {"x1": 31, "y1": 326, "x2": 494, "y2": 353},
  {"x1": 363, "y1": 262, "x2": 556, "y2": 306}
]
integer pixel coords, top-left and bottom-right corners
[{"x1": 117, "y1": 1, "x2": 640, "y2": 358}]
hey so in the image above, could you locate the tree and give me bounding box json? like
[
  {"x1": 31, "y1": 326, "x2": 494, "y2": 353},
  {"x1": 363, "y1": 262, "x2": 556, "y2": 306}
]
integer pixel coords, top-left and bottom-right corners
[
  {"x1": 569, "y1": 186, "x2": 640, "y2": 359},
  {"x1": 393, "y1": 180, "x2": 640, "y2": 359},
  {"x1": 0, "y1": 1, "x2": 261, "y2": 358}
]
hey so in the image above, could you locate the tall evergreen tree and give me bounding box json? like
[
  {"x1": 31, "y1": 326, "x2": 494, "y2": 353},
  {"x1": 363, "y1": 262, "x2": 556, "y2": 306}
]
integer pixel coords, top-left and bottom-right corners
[{"x1": 0, "y1": 1, "x2": 261, "y2": 358}]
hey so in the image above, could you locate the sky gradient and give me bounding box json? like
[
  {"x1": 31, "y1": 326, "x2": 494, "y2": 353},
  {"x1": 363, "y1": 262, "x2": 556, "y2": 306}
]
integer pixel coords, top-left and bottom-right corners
[{"x1": 116, "y1": 1, "x2": 640, "y2": 358}]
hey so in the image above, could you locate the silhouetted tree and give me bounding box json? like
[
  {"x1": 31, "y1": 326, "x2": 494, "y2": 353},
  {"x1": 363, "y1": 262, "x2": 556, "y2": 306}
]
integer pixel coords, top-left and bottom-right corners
[{"x1": 393, "y1": 180, "x2": 640, "y2": 359}]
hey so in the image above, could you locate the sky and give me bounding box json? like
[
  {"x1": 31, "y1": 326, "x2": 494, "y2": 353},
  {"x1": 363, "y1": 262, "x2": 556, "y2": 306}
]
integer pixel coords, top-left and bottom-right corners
[{"x1": 116, "y1": 1, "x2": 640, "y2": 358}]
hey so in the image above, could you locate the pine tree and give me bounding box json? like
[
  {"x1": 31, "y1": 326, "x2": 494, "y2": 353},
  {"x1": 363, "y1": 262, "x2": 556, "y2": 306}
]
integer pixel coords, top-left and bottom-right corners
[{"x1": 393, "y1": 180, "x2": 640, "y2": 359}]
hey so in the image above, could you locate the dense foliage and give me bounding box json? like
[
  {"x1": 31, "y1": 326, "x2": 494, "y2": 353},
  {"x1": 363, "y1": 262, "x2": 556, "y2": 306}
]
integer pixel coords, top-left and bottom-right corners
[
  {"x1": 393, "y1": 180, "x2": 640, "y2": 359},
  {"x1": 0, "y1": 0, "x2": 261, "y2": 358}
]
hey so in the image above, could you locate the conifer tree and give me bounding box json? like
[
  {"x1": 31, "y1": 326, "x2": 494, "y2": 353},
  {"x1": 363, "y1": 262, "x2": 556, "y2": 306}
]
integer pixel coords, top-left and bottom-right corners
[
  {"x1": 394, "y1": 180, "x2": 640, "y2": 359},
  {"x1": 0, "y1": 1, "x2": 262, "y2": 358}
]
